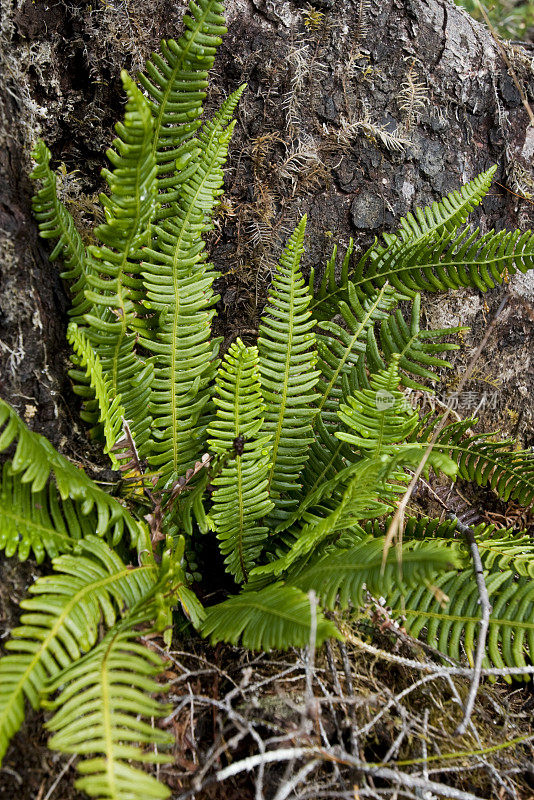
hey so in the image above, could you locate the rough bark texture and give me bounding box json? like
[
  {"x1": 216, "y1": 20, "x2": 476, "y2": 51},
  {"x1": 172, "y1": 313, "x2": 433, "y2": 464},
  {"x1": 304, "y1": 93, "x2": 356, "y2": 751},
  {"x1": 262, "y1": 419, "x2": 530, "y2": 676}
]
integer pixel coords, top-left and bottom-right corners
[{"x1": 0, "y1": 0, "x2": 533, "y2": 795}]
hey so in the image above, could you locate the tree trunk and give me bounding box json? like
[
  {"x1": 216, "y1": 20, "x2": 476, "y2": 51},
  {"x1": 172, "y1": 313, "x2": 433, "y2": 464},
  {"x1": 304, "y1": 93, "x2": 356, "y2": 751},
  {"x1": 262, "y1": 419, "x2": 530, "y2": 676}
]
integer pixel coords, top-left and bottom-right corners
[{"x1": 0, "y1": 0, "x2": 533, "y2": 793}]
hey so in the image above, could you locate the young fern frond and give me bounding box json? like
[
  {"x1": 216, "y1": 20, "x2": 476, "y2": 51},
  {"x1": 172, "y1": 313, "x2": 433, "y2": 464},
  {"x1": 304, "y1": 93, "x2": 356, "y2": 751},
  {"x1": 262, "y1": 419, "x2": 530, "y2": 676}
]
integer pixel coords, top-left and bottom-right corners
[
  {"x1": 207, "y1": 339, "x2": 273, "y2": 583},
  {"x1": 30, "y1": 139, "x2": 91, "y2": 322},
  {"x1": 44, "y1": 610, "x2": 173, "y2": 800},
  {"x1": 140, "y1": 89, "x2": 245, "y2": 486},
  {"x1": 315, "y1": 283, "x2": 398, "y2": 426},
  {"x1": 258, "y1": 216, "x2": 320, "y2": 521},
  {"x1": 201, "y1": 583, "x2": 341, "y2": 650},
  {"x1": 0, "y1": 463, "x2": 94, "y2": 563},
  {"x1": 138, "y1": 0, "x2": 227, "y2": 203},
  {"x1": 0, "y1": 400, "x2": 143, "y2": 546},
  {"x1": 417, "y1": 418, "x2": 534, "y2": 505},
  {"x1": 0, "y1": 537, "x2": 158, "y2": 764},
  {"x1": 67, "y1": 323, "x2": 126, "y2": 465},
  {"x1": 290, "y1": 536, "x2": 460, "y2": 610}
]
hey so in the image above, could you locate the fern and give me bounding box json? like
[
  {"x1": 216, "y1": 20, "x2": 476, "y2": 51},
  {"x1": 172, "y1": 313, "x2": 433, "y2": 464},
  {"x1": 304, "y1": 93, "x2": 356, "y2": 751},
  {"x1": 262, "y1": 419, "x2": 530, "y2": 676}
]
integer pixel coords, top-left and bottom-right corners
[
  {"x1": 30, "y1": 139, "x2": 92, "y2": 322},
  {"x1": 140, "y1": 87, "x2": 245, "y2": 485},
  {"x1": 417, "y1": 417, "x2": 534, "y2": 506},
  {"x1": 44, "y1": 610, "x2": 173, "y2": 800},
  {"x1": 386, "y1": 566, "x2": 534, "y2": 680},
  {"x1": 207, "y1": 338, "x2": 273, "y2": 582},
  {"x1": 258, "y1": 215, "x2": 320, "y2": 521},
  {"x1": 291, "y1": 536, "x2": 461, "y2": 609},
  {"x1": 0, "y1": 462, "x2": 94, "y2": 563},
  {"x1": 67, "y1": 323, "x2": 126, "y2": 465},
  {"x1": 139, "y1": 0, "x2": 228, "y2": 205},
  {"x1": 4, "y1": 2, "x2": 534, "y2": 795},
  {"x1": 201, "y1": 583, "x2": 341, "y2": 650},
  {"x1": 0, "y1": 399, "x2": 143, "y2": 547},
  {"x1": 0, "y1": 537, "x2": 158, "y2": 763}
]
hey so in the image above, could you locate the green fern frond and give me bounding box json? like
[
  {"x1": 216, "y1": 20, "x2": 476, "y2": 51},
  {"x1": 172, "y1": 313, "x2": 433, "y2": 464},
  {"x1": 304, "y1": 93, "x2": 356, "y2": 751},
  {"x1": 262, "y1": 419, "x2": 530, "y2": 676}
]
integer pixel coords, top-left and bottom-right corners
[
  {"x1": 207, "y1": 339, "x2": 273, "y2": 582},
  {"x1": 471, "y1": 525, "x2": 534, "y2": 577},
  {"x1": 67, "y1": 323, "x2": 126, "y2": 465},
  {"x1": 301, "y1": 412, "x2": 353, "y2": 496},
  {"x1": 387, "y1": 166, "x2": 497, "y2": 243},
  {"x1": 363, "y1": 293, "x2": 465, "y2": 390},
  {"x1": 140, "y1": 89, "x2": 244, "y2": 486},
  {"x1": 138, "y1": 0, "x2": 227, "y2": 203},
  {"x1": 403, "y1": 518, "x2": 534, "y2": 578},
  {"x1": 44, "y1": 611, "x2": 172, "y2": 800},
  {"x1": 354, "y1": 224, "x2": 534, "y2": 298},
  {"x1": 315, "y1": 283, "x2": 398, "y2": 425},
  {"x1": 0, "y1": 399, "x2": 144, "y2": 547},
  {"x1": 310, "y1": 168, "x2": 497, "y2": 314},
  {"x1": 0, "y1": 462, "x2": 94, "y2": 563},
  {"x1": 418, "y1": 418, "x2": 534, "y2": 505},
  {"x1": 252, "y1": 458, "x2": 393, "y2": 580},
  {"x1": 291, "y1": 536, "x2": 460, "y2": 610},
  {"x1": 258, "y1": 216, "x2": 320, "y2": 521},
  {"x1": 201, "y1": 583, "x2": 341, "y2": 649},
  {"x1": 0, "y1": 537, "x2": 158, "y2": 764},
  {"x1": 336, "y1": 356, "x2": 419, "y2": 455},
  {"x1": 309, "y1": 238, "x2": 354, "y2": 322},
  {"x1": 386, "y1": 566, "x2": 534, "y2": 680},
  {"x1": 82, "y1": 71, "x2": 157, "y2": 457},
  {"x1": 30, "y1": 139, "x2": 92, "y2": 322}
]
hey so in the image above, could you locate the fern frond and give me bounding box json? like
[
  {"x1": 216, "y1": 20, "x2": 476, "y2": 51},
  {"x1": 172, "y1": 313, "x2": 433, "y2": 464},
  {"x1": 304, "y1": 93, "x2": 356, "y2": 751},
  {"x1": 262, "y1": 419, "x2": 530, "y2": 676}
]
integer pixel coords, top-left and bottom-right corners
[
  {"x1": 0, "y1": 462, "x2": 94, "y2": 563},
  {"x1": 0, "y1": 399, "x2": 144, "y2": 547},
  {"x1": 388, "y1": 167, "x2": 497, "y2": 243},
  {"x1": 252, "y1": 458, "x2": 393, "y2": 580},
  {"x1": 418, "y1": 418, "x2": 534, "y2": 506},
  {"x1": 310, "y1": 169, "x2": 497, "y2": 314},
  {"x1": 0, "y1": 537, "x2": 158, "y2": 764},
  {"x1": 138, "y1": 0, "x2": 227, "y2": 203},
  {"x1": 67, "y1": 323, "x2": 126, "y2": 465},
  {"x1": 207, "y1": 339, "x2": 273, "y2": 582},
  {"x1": 291, "y1": 536, "x2": 460, "y2": 609},
  {"x1": 386, "y1": 566, "x2": 534, "y2": 680},
  {"x1": 336, "y1": 356, "x2": 419, "y2": 455},
  {"x1": 364, "y1": 293, "x2": 465, "y2": 390},
  {"x1": 258, "y1": 216, "x2": 320, "y2": 521},
  {"x1": 201, "y1": 583, "x2": 341, "y2": 649},
  {"x1": 315, "y1": 283, "x2": 398, "y2": 425},
  {"x1": 354, "y1": 224, "x2": 534, "y2": 298},
  {"x1": 140, "y1": 88, "x2": 244, "y2": 486},
  {"x1": 30, "y1": 139, "x2": 92, "y2": 322},
  {"x1": 309, "y1": 238, "x2": 354, "y2": 322},
  {"x1": 83, "y1": 71, "x2": 156, "y2": 457},
  {"x1": 44, "y1": 610, "x2": 172, "y2": 800}
]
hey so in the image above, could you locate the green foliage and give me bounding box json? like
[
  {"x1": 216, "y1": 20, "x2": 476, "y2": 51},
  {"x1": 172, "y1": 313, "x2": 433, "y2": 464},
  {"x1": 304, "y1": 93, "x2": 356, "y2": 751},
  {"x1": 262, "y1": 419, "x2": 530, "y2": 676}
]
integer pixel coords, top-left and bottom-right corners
[
  {"x1": 455, "y1": 0, "x2": 534, "y2": 40},
  {"x1": 201, "y1": 583, "x2": 340, "y2": 649},
  {"x1": 1, "y1": 1, "x2": 534, "y2": 796},
  {"x1": 44, "y1": 611, "x2": 173, "y2": 800}
]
